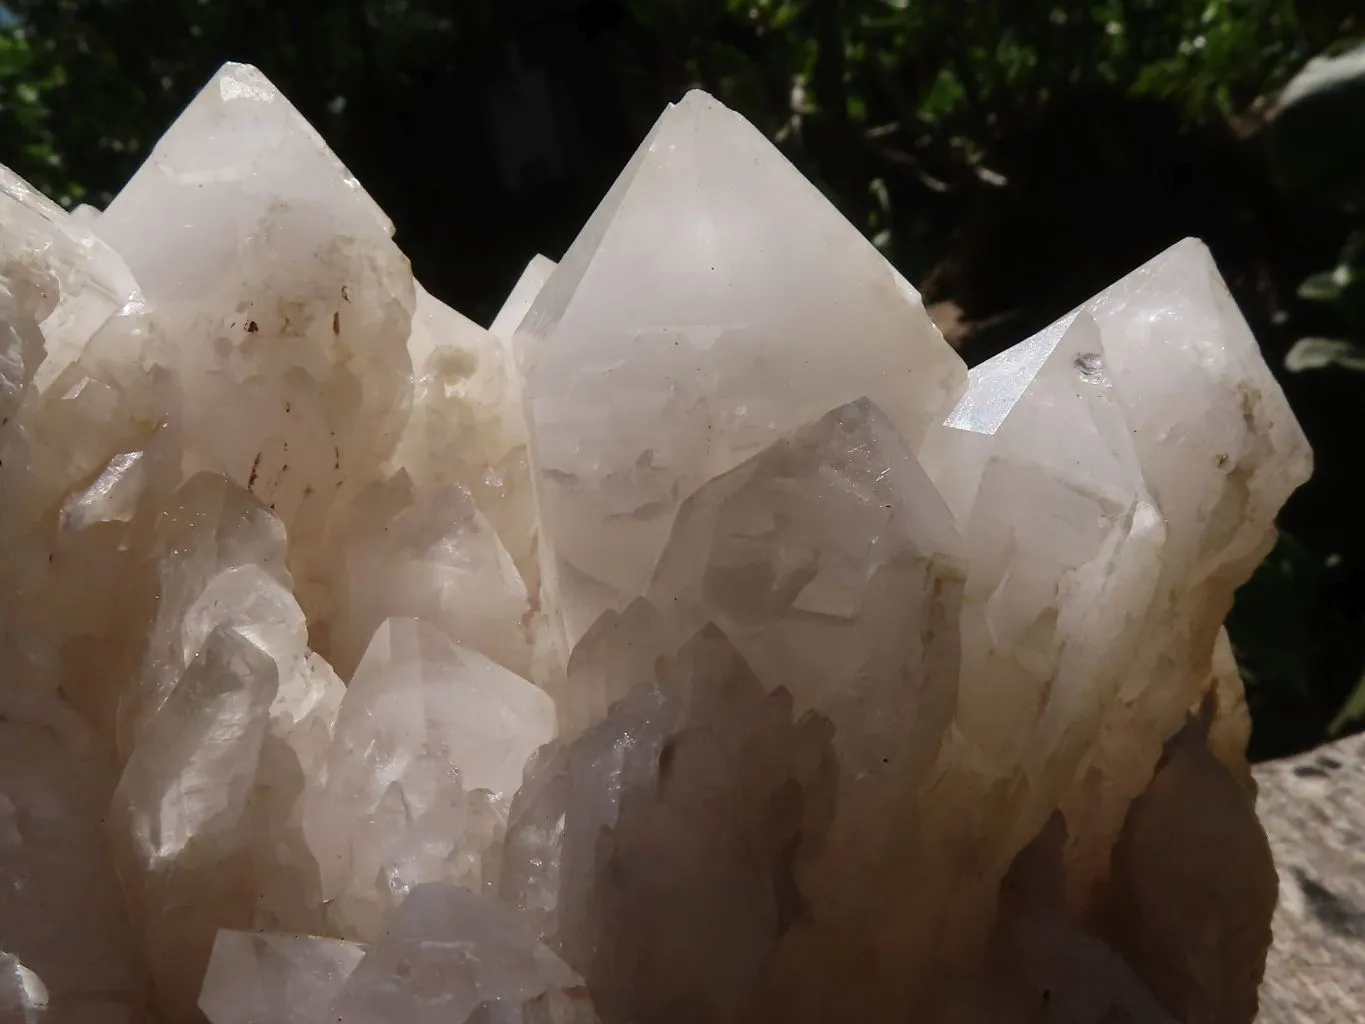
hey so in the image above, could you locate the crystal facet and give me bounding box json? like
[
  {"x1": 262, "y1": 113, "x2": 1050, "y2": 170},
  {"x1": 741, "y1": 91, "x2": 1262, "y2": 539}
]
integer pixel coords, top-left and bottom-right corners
[
  {"x1": 327, "y1": 884, "x2": 596, "y2": 1024},
  {"x1": 198, "y1": 931, "x2": 366, "y2": 1024},
  {"x1": 502, "y1": 627, "x2": 836, "y2": 1022}
]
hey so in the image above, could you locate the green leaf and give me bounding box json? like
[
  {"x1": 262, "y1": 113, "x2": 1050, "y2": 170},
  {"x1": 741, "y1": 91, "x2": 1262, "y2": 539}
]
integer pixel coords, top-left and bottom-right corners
[
  {"x1": 1284, "y1": 337, "x2": 1365, "y2": 372},
  {"x1": 1297, "y1": 268, "x2": 1347, "y2": 303}
]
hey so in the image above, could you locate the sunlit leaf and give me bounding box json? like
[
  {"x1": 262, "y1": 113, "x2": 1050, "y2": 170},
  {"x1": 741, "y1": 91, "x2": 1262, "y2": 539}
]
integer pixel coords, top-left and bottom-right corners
[
  {"x1": 1285, "y1": 337, "x2": 1365, "y2": 373},
  {"x1": 1297, "y1": 268, "x2": 1348, "y2": 304}
]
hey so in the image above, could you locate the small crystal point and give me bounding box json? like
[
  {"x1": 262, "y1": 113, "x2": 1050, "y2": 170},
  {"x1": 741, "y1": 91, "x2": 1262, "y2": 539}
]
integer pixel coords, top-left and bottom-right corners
[
  {"x1": 0, "y1": 164, "x2": 142, "y2": 393},
  {"x1": 0, "y1": 955, "x2": 49, "y2": 1024},
  {"x1": 330, "y1": 475, "x2": 532, "y2": 680},
  {"x1": 390, "y1": 286, "x2": 536, "y2": 584},
  {"x1": 502, "y1": 626, "x2": 837, "y2": 1023},
  {"x1": 490, "y1": 254, "x2": 558, "y2": 346},
  {"x1": 124, "y1": 471, "x2": 296, "y2": 749},
  {"x1": 328, "y1": 883, "x2": 594, "y2": 1024},
  {"x1": 198, "y1": 931, "x2": 366, "y2": 1024},
  {"x1": 304, "y1": 618, "x2": 556, "y2": 939},
  {"x1": 111, "y1": 625, "x2": 280, "y2": 1023},
  {"x1": 643, "y1": 398, "x2": 965, "y2": 787}
]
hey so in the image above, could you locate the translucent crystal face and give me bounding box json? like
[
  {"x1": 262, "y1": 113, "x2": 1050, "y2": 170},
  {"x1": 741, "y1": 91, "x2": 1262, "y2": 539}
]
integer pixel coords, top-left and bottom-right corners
[
  {"x1": 515, "y1": 90, "x2": 967, "y2": 655},
  {"x1": 0, "y1": 62, "x2": 1308, "y2": 1024},
  {"x1": 198, "y1": 931, "x2": 366, "y2": 1024}
]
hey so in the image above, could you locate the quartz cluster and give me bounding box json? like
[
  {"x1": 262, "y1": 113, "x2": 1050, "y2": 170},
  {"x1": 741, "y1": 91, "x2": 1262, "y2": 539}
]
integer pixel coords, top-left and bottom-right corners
[{"x1": 0, "y1": 62, "x2": 1309, "y2": 1024}]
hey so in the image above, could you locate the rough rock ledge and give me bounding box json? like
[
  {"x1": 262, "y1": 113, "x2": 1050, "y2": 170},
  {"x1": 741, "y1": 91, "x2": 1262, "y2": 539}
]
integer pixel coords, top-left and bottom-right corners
[{"x1": 1256, "y1": 730, "x2": 1365, "y2": 1023}]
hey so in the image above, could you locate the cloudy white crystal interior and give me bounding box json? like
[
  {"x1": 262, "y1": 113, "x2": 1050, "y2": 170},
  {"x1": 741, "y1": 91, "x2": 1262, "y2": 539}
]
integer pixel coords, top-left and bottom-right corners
[{"x1": 0, "y1": 61, "x2": 1309, "y2": 1024}]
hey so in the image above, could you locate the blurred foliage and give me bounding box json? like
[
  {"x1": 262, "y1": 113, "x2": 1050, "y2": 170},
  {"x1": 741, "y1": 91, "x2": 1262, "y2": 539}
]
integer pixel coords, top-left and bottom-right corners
[
  {"x1": 606, "y1": 0, "x2": 1328, "y2": 262},
  {"x1": 1286, "y1": 334, "x2": 1365, "y2": 372},
  {"x1": 0, "y1": 0, "x2": 1362, "y2": 755},
  {"x1": 0, "y1": 0, "x2": 1342, "y2": 254},
  {"x1": 0, "y1": 20, "x2": 80, "y2": 204},
  {"x1": 1265, "y1": 39, "x2": 1365, "y2": 741},
  {"x1": 1267, "y1": 40, "x2": 1365, "y2": 199}
]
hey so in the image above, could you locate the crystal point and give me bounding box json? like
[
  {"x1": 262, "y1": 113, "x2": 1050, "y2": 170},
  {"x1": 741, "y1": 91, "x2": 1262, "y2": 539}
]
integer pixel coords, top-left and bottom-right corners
[
  {"x1": 304, "y1": 618, "x2": 555, "y2": 939},
  {"x1": 329, "y1": 475, "x2": 532, "y2": 680},
  {"x1": 502, "y1": 627, "x2": 834, "y2": 1023},
  {"x1": 95, "y1": 62, "x2": 417, "y2": 625},
  {"x1": 390, "y1": 286, "x2": 536, "y2": 585},
  {"x1": 111, "y1": 625, "x2": 280, "y2": 1022},
  {"x1": 518, "y1": 91, "x2": 966, "y2": 656},
  {"x1": 329, "y1": 883, "x2": 594, "y2": 1024},
  {"x1": 899, "y1": 237, "x2": 1309, "y2": 984},
  {"x1": 199, "y1": 931, "x2": 366, "y2": 1024}
]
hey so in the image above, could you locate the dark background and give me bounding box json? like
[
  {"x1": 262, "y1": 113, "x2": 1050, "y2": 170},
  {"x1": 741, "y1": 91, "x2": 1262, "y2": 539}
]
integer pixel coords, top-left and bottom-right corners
[{"x1": 2, "y1": 0, "x2": 1361, "y2": 760}]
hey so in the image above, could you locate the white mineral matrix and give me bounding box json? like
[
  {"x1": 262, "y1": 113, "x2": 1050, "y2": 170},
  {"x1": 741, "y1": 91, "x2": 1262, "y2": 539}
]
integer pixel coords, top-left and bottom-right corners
[{"x1": 0, "y1": 62, "x2": 1308, "y2": 1024}]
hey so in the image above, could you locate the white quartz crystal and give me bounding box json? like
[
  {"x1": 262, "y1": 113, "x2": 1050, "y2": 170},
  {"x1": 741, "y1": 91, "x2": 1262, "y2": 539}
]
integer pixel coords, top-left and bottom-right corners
[
  {"x1": 108, "y1": 472, "x2": 348, "y2": 1019},
  {"x1": 524, "y1": 399, "x2": 967, "y2": 1011},
  {"x1": 0, "y1": 166, "x2": 142, "y2": 393},
  {"x1": 0, "y1": 165, "x2": 174, "y2": 710},
  {"x1": 0, "y1": 60, "x2": 1311, "y2": 1024},
  {"x1": 516, "y1": 90, "x2": 966, "y2": 659},
  {"x1": 328, "y1": 473, "x2": 531, "y2": 680},
  {"x1": 390, "y1": 286, "x2": 537, "y2": 587},
  {"x1": 303, "y1": 618, "x2": 555, "y2": 940},
  {"x1": 1056, "y1": 240, "x2": 1310, "y2": 901},
  {"x1": 920, "y1": 240, "x2": 1309, "y2": 914},
  {"x1": 198, "y1": 886, "x2": 595, "y2": 1024},
  {"x1": 110, "y1": 625, "x2": 280, "y2": 1022},
  {"x1": 94, "y1": 62, "x2": 416, "y2": 624}
]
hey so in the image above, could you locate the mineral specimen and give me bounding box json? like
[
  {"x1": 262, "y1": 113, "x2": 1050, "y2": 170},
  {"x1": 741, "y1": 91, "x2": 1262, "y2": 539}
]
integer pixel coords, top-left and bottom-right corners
[{"x1": 0, "y1": 60, "x2": 1309, "y2": 1024}]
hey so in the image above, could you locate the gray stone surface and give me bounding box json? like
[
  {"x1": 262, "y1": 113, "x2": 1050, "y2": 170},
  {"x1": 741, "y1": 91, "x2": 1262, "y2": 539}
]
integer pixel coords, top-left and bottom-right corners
[{"x1": 1256, "y1": 730, "x2": 1365, "y2": 1023}]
